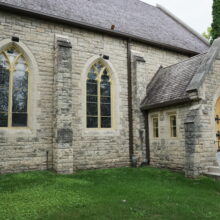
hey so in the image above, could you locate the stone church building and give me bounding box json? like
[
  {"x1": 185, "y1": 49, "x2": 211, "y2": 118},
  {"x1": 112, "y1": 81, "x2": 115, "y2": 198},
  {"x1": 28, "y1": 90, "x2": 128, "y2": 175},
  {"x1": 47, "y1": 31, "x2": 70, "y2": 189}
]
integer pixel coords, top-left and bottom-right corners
[{"x1": 0, "y1": 0, "x2": 219, "y2": 177}]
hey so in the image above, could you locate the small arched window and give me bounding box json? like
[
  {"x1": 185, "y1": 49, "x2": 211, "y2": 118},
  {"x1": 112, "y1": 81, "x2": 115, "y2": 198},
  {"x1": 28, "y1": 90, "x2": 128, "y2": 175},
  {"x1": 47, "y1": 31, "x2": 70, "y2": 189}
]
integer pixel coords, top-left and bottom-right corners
[
  {"x1": 0, "y1": 46, "x2": 29, "y2": 127},
  {"x1": 87, "y1": 61, "x2": 112, "y2": 128}
]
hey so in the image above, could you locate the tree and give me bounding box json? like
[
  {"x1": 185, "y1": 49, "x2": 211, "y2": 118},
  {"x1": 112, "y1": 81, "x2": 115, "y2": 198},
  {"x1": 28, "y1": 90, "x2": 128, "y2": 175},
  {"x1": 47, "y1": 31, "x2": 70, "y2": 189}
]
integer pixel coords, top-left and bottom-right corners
[
  {"x1": 202, "y1": 27, "x2": 212, "y2": 41},
  {"x1": 211, "y1": 0, "x2": 220, "y2": 43}
]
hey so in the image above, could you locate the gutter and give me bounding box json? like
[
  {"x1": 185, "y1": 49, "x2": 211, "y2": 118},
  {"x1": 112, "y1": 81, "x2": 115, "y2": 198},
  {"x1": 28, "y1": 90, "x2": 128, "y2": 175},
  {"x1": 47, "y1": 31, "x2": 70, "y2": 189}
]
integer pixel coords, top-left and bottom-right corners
[
  {"x1": 141, "y1": 98, "x2": 194, "y2": 111},
  {"x1": 0, "y1": 2, "x2": 201, "y2": 56}
]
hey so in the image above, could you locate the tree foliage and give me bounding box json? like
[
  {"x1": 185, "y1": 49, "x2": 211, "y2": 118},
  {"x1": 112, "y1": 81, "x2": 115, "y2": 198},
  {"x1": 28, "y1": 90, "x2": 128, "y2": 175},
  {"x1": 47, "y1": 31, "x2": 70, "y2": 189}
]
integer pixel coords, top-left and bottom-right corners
[
  {"x1": 202, "y1": 27, "x2": 212, "y2": 41},
  {"x1": 211, "y1": 0, "x2": 220, "y2": 43}
]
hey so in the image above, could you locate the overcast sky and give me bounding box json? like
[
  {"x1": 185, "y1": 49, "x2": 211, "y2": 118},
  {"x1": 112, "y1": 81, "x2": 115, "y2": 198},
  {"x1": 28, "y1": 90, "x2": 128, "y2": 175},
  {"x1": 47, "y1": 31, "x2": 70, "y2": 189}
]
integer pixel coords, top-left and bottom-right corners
[{"x1": 141, "y1": 0, "x2": 212, "y2": 34}]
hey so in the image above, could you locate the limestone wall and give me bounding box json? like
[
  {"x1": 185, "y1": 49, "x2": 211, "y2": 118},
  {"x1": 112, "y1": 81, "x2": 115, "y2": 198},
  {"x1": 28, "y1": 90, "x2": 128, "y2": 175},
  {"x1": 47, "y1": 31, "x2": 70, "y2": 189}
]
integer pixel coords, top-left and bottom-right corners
[
  {"x1": 129, "y1": 43, "x2": 188, "y2": 166},
  {"x1": 0, "y1": 11, "x2": 188, "y2": 173},
  {"x1": 148, "y1": 105, "x2": 193, "y2": 171},
  {"x1": 184, "y1": 57, "x2": 220, "y2": 177}
]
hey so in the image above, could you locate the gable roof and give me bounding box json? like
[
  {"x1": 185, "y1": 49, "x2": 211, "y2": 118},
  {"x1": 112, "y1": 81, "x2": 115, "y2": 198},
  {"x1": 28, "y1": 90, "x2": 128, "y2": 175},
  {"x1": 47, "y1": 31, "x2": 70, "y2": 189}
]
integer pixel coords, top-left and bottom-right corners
[
  {"x1": 0, "y1": 0, "x2": 209, "y2": 55},
  {"x1": 141, "y1": 53, "x2": 207, "y2": 110}
]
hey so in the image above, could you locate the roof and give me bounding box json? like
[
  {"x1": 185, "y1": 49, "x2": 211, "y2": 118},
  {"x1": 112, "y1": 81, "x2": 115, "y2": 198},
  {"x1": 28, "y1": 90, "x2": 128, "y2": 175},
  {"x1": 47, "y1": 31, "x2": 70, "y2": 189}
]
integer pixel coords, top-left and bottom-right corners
[
  {"x1": 0, "y1": 0, "x2": 209, "y2": 54},
  {"x1": 141, "y1": 53, "x2": 207, "y2": 110}
]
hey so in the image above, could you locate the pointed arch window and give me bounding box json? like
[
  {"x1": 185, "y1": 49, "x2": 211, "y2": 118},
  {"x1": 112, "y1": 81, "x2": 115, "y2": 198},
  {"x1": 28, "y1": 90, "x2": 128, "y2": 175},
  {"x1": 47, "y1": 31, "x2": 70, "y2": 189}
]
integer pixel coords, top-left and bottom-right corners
[
  {"x1": 87, "y1": 61, "x2": 112, "y2": 128},
  {"x1": 0, "y1": 46, "x2": 29, "y2": 127}
]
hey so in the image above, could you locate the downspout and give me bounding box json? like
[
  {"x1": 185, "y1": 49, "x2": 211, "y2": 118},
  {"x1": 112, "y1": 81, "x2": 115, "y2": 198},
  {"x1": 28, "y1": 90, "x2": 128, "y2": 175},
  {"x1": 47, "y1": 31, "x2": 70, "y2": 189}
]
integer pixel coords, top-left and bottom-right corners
[
  {"x1": 127, "y1": 38, "x2": 135, "y2": 166},
  {"x1": 145, "y1": 111, "x2": 150, "y2": 165}
]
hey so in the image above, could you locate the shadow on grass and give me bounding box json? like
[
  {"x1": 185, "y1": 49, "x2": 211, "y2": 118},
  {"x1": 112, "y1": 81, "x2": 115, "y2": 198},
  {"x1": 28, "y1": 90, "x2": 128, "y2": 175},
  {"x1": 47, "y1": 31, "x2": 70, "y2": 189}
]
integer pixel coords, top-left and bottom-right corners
[{"x1": 1, "y1": 167, "x2": 220, "y2": 220}]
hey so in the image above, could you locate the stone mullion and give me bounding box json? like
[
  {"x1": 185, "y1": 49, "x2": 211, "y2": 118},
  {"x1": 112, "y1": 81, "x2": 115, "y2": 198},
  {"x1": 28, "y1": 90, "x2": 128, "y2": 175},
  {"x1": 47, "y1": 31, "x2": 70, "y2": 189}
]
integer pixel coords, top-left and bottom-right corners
[{"x1": 98, "y1": 72, "x2": 101, "y2": 128}]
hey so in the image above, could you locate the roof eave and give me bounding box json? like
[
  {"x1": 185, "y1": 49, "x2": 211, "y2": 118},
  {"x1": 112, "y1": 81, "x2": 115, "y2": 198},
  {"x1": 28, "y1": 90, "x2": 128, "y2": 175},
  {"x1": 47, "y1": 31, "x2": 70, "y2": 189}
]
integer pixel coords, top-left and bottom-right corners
[
  {"x1": 141, "y1": 98, "x2": 194, "y2": 111},
  {"x1": 0, "y1": 2, "x2": 202, "y2": 56}
]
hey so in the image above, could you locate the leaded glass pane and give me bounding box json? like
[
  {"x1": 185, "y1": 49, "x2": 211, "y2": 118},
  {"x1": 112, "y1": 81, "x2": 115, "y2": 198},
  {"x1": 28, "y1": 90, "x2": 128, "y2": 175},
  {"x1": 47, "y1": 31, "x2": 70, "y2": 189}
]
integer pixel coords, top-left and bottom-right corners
[
  {"x1": 87, "y1": 95, "x2": 98, "y2": 103},
  {"x1": 86, "y1": 62, "x2": 112, "y2": 129},
  {"x1": 87, "y1": 82, "x2": 97, "y2": 95},
  {"x1": 0, "y1": 53, "x2": 9, "y2": 127},
  {"x1": 94, "y1": 63, "x2": 103, "y2": 73},
  {"x1": 88, "y1": 67, "x2": 97, "y2": 82},
  {"x1": 87, "y1": 117, "x2": 98, "y2": 128},
  {"x1": 0, "y1": 54, "x2": 8, "y2": 69},
  {"x1": 153, "y1": 118, "x2": 159, "y2": 138},
  {"x1": 101, "y1": 117, "x2": 111, "y2": 128},
  {"x1": 6, "y1": 48, "x2": 18, "y2": 64},
  {"x1": 0, "y1": 48, "x2": 29, "y2": 127},
  {"x1": 101, "y1": 82, "x2": 110, "y2": 96},
  {"x1": 0, "y1": 54, "x2": 9, "y2": 88},
  {"x1": 13, "y1": 69, "x2": 28, "y2": 91},
  {"x1": 12, "y1": 90, "x2": 28, "y2": 113},
  {"x1": 0, "y1": 113, "x2": 8, "y2": 127},
  {"x1": 12, "y1": 67, "x2": 28, "y2": 113},
  {"x1": 101, "y1": 104, "x2": 111, "y2": 116},
  {"x1": 0, "y1": 88, "x2": 9, "y2": 112},
  {"x1": 170, "y1": 116, "x2": 177, "y2": 137},
  {"x1": 0, "y1": 67, "x2": 9, "y2": 87},
  {"x1": 12, "y1": 113, "x2": 27, "y2": 127},
  {"x1": 87, "y1": 103, "x2": 98, "y2": 116},
  {"x1": 101, "y1": 97, "x2": 111, "y2": 104},
  {"x1": 101, "y1": 69, "x2": 109, "y2": 82}
]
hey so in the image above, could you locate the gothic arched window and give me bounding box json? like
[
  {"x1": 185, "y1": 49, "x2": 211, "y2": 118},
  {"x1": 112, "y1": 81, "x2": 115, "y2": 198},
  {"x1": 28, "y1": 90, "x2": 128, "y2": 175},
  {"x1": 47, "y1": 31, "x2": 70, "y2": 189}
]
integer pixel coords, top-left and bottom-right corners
[
  {"x1": 0, "y1": 47, "x2": 29, "y2": 127},
  {"x1": 87, "y1": 61, "x2": 112, "y2": 128}
]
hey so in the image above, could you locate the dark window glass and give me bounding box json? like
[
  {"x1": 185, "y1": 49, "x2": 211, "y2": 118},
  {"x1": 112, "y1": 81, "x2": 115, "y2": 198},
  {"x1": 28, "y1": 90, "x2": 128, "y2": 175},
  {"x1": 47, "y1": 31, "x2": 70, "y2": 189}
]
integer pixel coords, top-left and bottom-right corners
[
  {"x1": 87, "y1": 63, "x2": 112, "y2": 129},
  {"x1": 12, "y1": 113, "x2": 27, "y2": 127},
  {"x1": 101, "y1": 117, "x2": 111, "y2": 128},
  {"x1": 0, "y1": 66, "x2": 9, "y2": 87},
  {"x1": 7, "y1": 48, "x2": 18, "y2": 64},
  {"x1": 87, "y1": 103, "x2": 98, "y2": 116},
  {"x1": 87, "y1": 82, "x2": 97, "y2": 95},
  {"x1": 87, "y1": 95, "x2": 98, "y2": 103},
  {"x1": 88, "y1": 71, "x2": 96, "y2": 82},
  {"x1": 0, "y1": 88, "x2": 9, "y2": 112},
  {"x1": 101, "y1": 69, "x2": 109, "y2": 82},
  {"x1": 12, "y1": 71, "x2": 28, "y2": 113},
  {"x1": 0, "y1": 113, "x2": 8, "y2": 127},
  {"x1": 101, "y1": 82, "x2": 110, "y2": 96},
  {"x1": 12, "y1": 58, "x2": 28, "y2": 127},
  {"x1": 94, "y1": 63, "x2": 103, "y2": 73},
  {"x1": 101, "y1": 104, "x2": 111, "y2": 116},
  {"x1": 87, "y1": 117, "x2": 98, "y2": 128},
  {"x1": 12, "y1": 90, "x2": 28, "y2": 113},
  {"x1": 0, "y1": 50, "x2": 29, "y2": 127},
  {"x1": 0, "y1": 55, "x2": 9, "y2": 127},
  {"x1": 101, "y1": 97, "x2": 111, "y2": 104},
  {"x1": 153, "y1": 118, "x2": 159, "y2": 138},
  {"x1": 170, "y1": 116, "x2": 177, "y2": 137}
]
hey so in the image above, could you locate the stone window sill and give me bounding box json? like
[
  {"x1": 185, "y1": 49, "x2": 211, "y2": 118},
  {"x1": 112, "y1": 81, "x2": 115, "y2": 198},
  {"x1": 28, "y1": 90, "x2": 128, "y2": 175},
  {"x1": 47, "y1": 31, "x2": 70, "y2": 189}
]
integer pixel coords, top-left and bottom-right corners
[
  {"x1": 83, "y1": 128, "x2": 119, "y2": 137},
  {"x1": 0, "y1": 127, "x2": 33, "y2": 136}
]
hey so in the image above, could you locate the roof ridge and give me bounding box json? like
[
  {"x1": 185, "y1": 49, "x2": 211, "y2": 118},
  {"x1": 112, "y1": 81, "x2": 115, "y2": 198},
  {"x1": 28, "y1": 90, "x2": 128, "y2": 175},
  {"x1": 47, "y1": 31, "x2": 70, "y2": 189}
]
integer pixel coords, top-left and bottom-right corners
[
  {"x1": 161, "y1": 53, "x2": 207, "y2": 71},
  {"x1": 157, "y1": 4, "x2": 210, "y2": 46},
  {"x1": 138, "y1": 0, "x2": 156, "y2": 8}
]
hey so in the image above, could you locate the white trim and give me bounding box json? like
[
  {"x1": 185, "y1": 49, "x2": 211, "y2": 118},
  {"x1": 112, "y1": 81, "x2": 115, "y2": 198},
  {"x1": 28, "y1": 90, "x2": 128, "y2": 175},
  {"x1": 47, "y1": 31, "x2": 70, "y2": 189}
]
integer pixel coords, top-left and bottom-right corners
[{"x1": 81, "y1": 54, "x2": 121, "y2": 136}]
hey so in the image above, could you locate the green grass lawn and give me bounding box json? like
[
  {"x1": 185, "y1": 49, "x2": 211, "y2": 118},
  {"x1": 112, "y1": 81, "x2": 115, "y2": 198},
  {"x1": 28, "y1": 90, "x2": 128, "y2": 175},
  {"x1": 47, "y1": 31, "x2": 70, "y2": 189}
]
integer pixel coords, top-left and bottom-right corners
[{"x1": 0, "y1": 167, "x2": 220, "y2": 220}]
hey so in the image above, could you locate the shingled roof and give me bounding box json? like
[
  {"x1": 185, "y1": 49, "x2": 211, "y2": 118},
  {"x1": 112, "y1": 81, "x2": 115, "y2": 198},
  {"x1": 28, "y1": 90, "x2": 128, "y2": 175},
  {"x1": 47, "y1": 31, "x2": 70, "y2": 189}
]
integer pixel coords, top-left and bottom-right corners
[
  {"x1": 0, "y1": 0, "x2": 209, "y2": 54},
  {"x1": 141, "y1": 53, "x2": 207, "y2": 110}
]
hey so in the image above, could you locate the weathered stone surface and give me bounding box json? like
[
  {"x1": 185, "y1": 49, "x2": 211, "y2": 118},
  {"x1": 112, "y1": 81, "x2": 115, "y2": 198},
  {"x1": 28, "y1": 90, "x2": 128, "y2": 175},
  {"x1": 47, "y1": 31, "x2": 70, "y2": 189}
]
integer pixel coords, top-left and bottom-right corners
[
  {"x1": 0, "y1": 11, "x2": 187, "y2": 174},
  {"x1": 147, "y1": 41, "x2": 220, "y2": 178}
]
